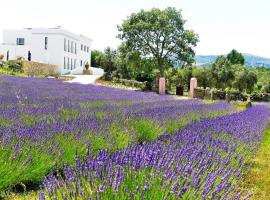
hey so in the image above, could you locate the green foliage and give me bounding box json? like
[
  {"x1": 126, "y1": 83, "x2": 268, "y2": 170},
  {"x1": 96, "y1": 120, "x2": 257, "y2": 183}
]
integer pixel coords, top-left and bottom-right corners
[
  {"x1": 0, "y1": 140, "x2": 57, "y2": 192},
  {"x1": 117, "y1": 7, "x2": 199, "y2": 76},
  {"x1": 89, "y1": 135, "x2": 109, "y2": 154},
  {"x1": 131, "y1": 119, "x2": 162, "y2": 142},
  {"x1": 227, "y1": 49, "x2": 245, "y2": 65},
  {"x1": 20, "y1": 114, "x2": 37, "y2": 127},
  {"x1": 0, "y1": 117, "x2": 13, "y2": 128},
  {"x1": 0, "y1": 65, "x2": 25, "y2": 77},
  {"x1": 110, "y1": 124, "x2": 130, "y2": 150},
  {"x1": 58, "y1": 109, "x2": 80, "y2": 122},
  {"x1": 91, "y1": 50, "x2": 103, "y2": 68},
  {"x1": 6, "y1": 60, "x2": 23, "y2": 73},
  {"x1": 230, "y1": 101, "x2": 248, "y2": 111},
  {"x1": 192, "y1": 67, "x2": 213, "y2": 89},
  {"x1": 94, "y1": 111, "x2": 105, "y2": 122},
  {"x1": 99, "y1": 47, "x2": 118, "y2": 81},
  {"x1": 211, "y1": 56, "x2": 234, "y2": 89},
  {"x1": 79, "y1": 101, "x2": 105, "y2": 110},
  {"x1": 165, "y1": 119, "x2": 188, "y2": 134}
]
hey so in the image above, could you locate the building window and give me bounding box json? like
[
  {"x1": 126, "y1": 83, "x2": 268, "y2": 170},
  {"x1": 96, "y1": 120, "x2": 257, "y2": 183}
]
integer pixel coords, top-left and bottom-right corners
[
  {"x1": 71, "y1": 41, "x2": 74, "y2": 53},
  {"x1": 16, "y1": 38, "x2": 25, "y2": 45},
  {"x1": 71, "y1": 58, "x2": 73, "y2": 70},
  {"x1": 67, "y1": 58, "x2": 70, "y2": 70},
  {"x1": 74, "y1": 59, "x2": 76, "y2": 69},
  {"x1": 68, "y1": 40, "x2": 70, "y2": 52},
  {"x1": 81, "y1": 44, "x2": 83, "y2": 51},
  {"x1": 64, "y1": 39, "x2": 67, "y2": 51},
  {"x1": 80, "y1": 60, "x2": 82, "y2": 66},
  {"x1": 45, "y1": 37, "x2": 48, "y2": 50},
  {"x1": 75, "y1": 43, "x2": 77, "y2": 54},
  {"x1": 64, "y1": 57, "x2": 66, "y2": 69},
  {"x1": 84, "y1": 45, "x2": 86, "y2": 52},
  {"x1": 87, "y1": 47, "x2": 89, "y2": 53}
]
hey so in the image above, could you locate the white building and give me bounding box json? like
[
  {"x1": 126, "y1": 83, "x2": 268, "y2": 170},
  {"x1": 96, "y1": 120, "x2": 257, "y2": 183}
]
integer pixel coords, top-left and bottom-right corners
[{"x1": 0, "y1": 27, "x2": 103, "y2": 75}]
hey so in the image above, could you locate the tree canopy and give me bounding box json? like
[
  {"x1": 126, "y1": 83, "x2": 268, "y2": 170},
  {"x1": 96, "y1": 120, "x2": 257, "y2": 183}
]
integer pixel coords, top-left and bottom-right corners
[
  {"x1": 117, "y1": 7, "x2": 199, "y2": 76},
  {"x1": 211, "y1": 56, "x2": 234, "y2": 89},
  {"x1": 227, "y1": 49, "x2": 245, "y2": 65}
]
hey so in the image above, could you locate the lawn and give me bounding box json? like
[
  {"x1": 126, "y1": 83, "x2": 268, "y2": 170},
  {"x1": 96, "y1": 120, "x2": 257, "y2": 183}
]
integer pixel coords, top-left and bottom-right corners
[
  {"x1": 0, "y1": 75, "x2": 270, "y2": 199},
  {"x1": 238, "y1": 126, "x2": 270, "y2": 199}
]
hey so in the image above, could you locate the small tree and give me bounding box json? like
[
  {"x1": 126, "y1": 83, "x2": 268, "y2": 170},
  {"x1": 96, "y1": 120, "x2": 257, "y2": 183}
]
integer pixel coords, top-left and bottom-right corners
[{"x1": 117, "y1": 7, "x2": 199, "y2": 77}]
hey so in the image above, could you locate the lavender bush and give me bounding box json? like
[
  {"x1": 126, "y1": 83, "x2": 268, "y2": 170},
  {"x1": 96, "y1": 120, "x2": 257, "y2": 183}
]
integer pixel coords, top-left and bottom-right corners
[
  {"x1": 41, "y1": 106, "x2": 270, "y2": 199},
  {"x1": 0, "y1": 75, "x2": 267, "y2": 199}
]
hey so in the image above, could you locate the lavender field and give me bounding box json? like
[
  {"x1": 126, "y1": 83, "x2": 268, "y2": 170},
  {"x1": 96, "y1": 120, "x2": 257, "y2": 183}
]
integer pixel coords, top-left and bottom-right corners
[{"x1": 0, "y1": 75, "x2": 270, "y2": 199}]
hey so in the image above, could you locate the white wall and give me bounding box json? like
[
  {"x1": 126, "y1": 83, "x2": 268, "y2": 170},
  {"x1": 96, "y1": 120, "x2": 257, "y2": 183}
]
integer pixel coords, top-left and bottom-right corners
[{"x1": 0, "y1": 28, "x2": 94, "y2": 75}]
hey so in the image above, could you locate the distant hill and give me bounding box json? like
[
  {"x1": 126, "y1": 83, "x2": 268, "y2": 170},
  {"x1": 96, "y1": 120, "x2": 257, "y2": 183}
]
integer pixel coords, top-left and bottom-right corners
[{"x1": 196, "y1": 54, "x2": 270, "y2": 67}]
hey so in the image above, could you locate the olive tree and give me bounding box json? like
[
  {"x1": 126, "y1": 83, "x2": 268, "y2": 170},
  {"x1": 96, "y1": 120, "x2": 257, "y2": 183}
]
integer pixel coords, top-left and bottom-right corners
[{"x1": 117, "y1": 7, "x2": 199, "y2": 77}]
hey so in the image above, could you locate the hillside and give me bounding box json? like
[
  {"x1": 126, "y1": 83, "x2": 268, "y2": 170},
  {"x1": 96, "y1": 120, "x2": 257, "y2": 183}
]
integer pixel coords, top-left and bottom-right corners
[{"x1": 196, "y1": 54, "x2": 270, "y2": 67}]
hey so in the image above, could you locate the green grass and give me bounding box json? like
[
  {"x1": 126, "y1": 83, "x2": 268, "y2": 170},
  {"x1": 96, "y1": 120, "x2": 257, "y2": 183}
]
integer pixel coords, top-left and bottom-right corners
[
  {"x1": 230, "y1": 101, "x2": 248, "y2": 112},
  {"x1": 0, "y1": 66, "x2": 25, "y2": 77},
  {"x1": 239, "y1": 125, "x2": 270, "y2": 199}
]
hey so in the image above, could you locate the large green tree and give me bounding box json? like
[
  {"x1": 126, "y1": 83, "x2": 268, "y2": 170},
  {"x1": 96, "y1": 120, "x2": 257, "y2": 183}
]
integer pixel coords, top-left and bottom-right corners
[
  {"x1": 246, "y1": 71, "x2": 258, "y2": 93},
  {"x1": 227, "y1": 49, "x2": 245, "y2": 65},
  {"x1": 117, "y1": 7, "x2": 199, "y2": 77},
  {"x1": 193, "y1": 67, "x2": 213, "y2": 89},
  {"x1": 211, "y1": 56, "x2": 234, "y2": 89},
  {"x1": 99, "y1": 47, "x2": 118, "y2": 80},
  {"x1": 91, "y1": 50, "x2": 103, "y2": 68}
]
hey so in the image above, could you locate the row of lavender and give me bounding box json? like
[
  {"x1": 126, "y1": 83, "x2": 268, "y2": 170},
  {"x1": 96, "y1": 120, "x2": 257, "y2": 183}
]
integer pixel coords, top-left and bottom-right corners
[
  {"x1": 40, "y1": 106, "x2": 270, "y2": 199},
  {"x1": 0, "y1": 76, "x2": 236, "y2": 193}
]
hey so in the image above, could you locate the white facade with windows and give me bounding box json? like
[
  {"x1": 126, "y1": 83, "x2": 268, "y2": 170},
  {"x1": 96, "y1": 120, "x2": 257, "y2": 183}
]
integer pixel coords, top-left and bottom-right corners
[{"x1": 0, "y1": 27, "x2": 99, "y2": 75}]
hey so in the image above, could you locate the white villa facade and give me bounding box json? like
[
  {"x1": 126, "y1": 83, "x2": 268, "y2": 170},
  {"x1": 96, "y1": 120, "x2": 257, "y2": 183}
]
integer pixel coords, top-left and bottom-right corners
[{"x1": 0, "y1": 27, "x2": 103, "y2": 75}]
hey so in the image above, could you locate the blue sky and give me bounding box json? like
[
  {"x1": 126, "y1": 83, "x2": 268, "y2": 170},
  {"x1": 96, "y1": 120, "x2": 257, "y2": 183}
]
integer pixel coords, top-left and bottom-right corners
[{"x1": 0, "y1": 0, "x2": 269, "y2": 57}]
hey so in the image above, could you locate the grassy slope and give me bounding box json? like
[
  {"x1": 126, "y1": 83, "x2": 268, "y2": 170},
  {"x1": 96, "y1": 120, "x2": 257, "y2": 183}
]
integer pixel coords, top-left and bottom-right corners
[
  {"x1": 0, "y1": 66, "x2": 25, "y2": 77},
  {"x1": 240, "y1": 125, "x2": 270, "y2": 199}
]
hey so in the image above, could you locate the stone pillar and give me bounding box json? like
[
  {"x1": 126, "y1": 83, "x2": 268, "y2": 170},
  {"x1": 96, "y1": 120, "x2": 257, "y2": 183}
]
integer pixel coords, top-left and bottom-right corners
[
  {"x1": 159, "y1": 77, "x2": 166, "y2": 95},
  {"x1": 246, "y1": 97, "x2": 252, "y2": 108},
  {"x1": 189, "y1": 78, "x2": 197, "y2": 98}
]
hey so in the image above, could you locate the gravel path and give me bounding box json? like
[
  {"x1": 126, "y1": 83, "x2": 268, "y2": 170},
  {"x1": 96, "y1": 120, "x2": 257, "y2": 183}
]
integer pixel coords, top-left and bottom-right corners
[{"x1": 65, "y1": 75, "x2": 102, "y2": 84}]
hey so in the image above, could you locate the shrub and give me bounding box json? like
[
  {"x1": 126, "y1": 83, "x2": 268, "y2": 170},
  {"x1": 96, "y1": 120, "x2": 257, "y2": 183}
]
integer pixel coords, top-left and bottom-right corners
[
  {"x1": 250, "y1": 92, "x2": 270, "y2": 102},
  {"x1": 112, "y1": 78, "x2": 148, "y2": 90},
  {"x1": 6, "y1": 60, "x2": 23, "y2": 72}
]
